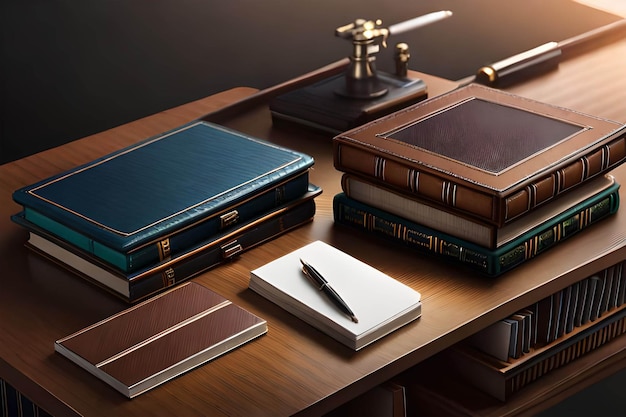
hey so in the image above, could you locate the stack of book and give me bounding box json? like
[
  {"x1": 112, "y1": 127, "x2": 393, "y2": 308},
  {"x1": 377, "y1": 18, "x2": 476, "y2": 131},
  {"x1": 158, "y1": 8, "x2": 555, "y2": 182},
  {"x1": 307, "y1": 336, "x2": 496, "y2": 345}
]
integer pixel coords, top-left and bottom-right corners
[
  {"x1": 11, "y1": 121, "x2": 321, "y2": 303},
  {"x1": 332, "y1": 83, "x2": 626, "y2": 276},
  {"x1": 440, "y1": 260, "x2": 625, "y2": 402}
]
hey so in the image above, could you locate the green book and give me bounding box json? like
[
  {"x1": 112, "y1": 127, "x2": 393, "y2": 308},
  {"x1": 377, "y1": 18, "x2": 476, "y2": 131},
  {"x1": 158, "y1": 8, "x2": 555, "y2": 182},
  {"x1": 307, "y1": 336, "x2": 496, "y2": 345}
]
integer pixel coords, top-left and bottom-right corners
[
  {"x1": 333, "y1": 177, "x2": 620, "y2": 277},
  {"x1": 16, "y1": 185, "x2": 321, "y2": 303}
]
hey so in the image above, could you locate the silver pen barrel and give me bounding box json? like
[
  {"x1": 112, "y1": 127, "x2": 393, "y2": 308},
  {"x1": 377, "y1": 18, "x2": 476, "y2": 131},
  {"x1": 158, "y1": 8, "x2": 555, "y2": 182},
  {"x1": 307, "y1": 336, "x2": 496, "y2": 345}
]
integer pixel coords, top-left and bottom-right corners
[{"x1": 388, "y1": 10, "x2": 453, "y2": 36}]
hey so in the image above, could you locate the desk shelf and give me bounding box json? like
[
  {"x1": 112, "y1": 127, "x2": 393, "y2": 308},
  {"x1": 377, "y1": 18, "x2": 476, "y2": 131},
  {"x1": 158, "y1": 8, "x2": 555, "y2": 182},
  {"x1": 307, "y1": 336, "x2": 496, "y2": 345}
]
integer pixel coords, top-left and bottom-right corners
[{"x1": 405, "y1": 336, "x2": 626, "y2": 417}]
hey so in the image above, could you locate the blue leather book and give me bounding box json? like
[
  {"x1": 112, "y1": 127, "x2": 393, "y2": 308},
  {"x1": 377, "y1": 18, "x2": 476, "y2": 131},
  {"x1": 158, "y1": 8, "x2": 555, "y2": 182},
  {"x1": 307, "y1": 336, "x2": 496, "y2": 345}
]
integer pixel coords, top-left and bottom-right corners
[
  {"x1": 333, "y1": 177, "x2": 620, "y2": 277},
  {"x1": 16, "y1": 185, "x2": 321, "y2": 303},
  {"x1": 12, "y1": 121, "x2": 314, "y2": 272}
]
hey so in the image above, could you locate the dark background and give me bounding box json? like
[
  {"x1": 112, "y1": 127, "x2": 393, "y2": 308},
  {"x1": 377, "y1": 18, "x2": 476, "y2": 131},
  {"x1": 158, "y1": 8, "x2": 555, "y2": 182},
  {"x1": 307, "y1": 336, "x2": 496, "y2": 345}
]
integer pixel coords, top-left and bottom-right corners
[
  {"x1": 1, "y1": 2, "x2": 625, "y2": 414},
  {"x1": 0, "y1": 0, "x2": 619, "y2": 164}
]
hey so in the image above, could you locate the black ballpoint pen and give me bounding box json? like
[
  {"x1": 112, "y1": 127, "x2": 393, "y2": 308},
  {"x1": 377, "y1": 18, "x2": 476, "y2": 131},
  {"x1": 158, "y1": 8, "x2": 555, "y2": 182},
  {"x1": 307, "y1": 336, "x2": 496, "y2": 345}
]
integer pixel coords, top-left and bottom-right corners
[{"x1": 300, "y1": 258, "x2": 359, "y2": 323}]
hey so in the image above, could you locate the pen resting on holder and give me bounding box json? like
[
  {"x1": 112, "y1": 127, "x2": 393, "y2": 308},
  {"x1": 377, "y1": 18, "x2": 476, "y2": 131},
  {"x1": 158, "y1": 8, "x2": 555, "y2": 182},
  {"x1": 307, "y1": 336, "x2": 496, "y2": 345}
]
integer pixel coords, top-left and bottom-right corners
[{"x1": 269, "y1": 11, "x2": 453, "y2": 134}]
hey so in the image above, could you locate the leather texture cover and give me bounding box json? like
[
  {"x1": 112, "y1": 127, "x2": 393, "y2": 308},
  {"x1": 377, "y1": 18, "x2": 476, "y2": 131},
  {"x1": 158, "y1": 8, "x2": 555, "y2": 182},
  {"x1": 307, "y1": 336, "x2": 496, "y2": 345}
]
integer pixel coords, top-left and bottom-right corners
[
  {"x1": 270, "y1": 73, "x2": 428, "y2": 134},
  {"x1": 17, "y1": 185, "x2": 321, "y2": 303},
  {"x1": 12, "y1": 121, "x2": 314, "y2": 271},
  {"x1": 341, "y1": 173, "x2": 616, "y2": 249},
  {"x1": 334, "y1": 83, "x2": 626, "y2": 226},
  {"x1": 54, "y1": 282, "x2": 267, "y2": 398},
  {"x1": 333, "y1": 178, "x2": 620, "y2": 277}
]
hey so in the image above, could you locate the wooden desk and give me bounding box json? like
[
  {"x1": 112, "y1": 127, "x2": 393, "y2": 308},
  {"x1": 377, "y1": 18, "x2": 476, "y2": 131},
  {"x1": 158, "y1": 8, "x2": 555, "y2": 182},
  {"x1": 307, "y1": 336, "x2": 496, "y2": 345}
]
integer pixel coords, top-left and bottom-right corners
[{"x1": 1, "y1": 36, "x2": 625, "y2": 417}]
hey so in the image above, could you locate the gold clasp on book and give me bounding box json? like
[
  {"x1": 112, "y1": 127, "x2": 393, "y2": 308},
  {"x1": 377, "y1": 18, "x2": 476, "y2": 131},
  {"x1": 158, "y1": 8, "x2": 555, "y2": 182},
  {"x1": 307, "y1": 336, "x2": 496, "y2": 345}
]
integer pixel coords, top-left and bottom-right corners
[
  {"x1": 220, "y1": 210, "x2": 239, "y2": 229},
  {"x1": 162, "y1": 268, "x2": 175, "y2": 287},
  {"x1": 221, "y1": 240, "x2": 243, "y2": 260},
  {"x1": 158, "y1": 238, "x2": 171, "y2": 260}
]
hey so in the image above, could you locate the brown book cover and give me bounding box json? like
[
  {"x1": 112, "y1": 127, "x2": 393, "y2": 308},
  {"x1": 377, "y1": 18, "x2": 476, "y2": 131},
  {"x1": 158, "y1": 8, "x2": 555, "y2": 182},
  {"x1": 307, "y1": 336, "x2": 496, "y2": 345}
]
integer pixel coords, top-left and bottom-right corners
[
  {"x1": 341, "y1": 173, "x2": 615, "y2": 249},
  {"x1": 333, "y1": 83, "x2": 626, "y2": 227},
  {"x1": 54, "y1": 282, "x2": 267, "y2": 398}
]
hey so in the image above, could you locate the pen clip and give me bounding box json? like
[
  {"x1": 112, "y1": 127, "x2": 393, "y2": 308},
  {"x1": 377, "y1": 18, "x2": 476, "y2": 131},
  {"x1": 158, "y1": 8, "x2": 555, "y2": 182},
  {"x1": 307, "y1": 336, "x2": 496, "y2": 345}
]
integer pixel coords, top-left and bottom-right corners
[{"x1": 302, "y1": 267, "x2": 324, "y2": 290}]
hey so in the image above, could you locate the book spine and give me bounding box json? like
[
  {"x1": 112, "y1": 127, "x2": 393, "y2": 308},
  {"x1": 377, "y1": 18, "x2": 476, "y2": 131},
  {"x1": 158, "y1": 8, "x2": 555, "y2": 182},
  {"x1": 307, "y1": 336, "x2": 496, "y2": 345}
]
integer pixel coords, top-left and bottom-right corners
[
  {"x1": 341, "y1": 173, "x2": 496, "y2": 248},
  {"x1": 128, "y1": 198, "x2": 316, "y2": 302},
  {"x1": 334, "y1": 134, "x2": 626, "y2": 226},
  {"x1": 126, "y1": 170, "x2": 311, "y2": 271},
  {"x1": 332, "y1": 189, "x2": 619, "y2": 277},
  {"x1": 508, "y1": 307, "x2": 626, "y2": 398},
  {"x1": 25, "y1": 171, "x2": 310, "y2": 272},
  {"x1": 471, "y1": 261, "x2": 624, "y2": 361},
  {"x1": 333, "y1": 193, "x2": 496, "y2": 274}
]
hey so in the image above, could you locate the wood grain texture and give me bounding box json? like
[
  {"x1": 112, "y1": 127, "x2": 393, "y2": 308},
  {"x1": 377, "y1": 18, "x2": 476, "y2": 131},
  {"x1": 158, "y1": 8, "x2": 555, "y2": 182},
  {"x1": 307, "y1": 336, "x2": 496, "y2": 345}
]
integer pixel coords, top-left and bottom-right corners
[
  {"x1": 504, "y1": 33, "x2": 626, "y2": 123},
  {"x1": 1, "y1": 37, "x2": 625, "y2": 417}
]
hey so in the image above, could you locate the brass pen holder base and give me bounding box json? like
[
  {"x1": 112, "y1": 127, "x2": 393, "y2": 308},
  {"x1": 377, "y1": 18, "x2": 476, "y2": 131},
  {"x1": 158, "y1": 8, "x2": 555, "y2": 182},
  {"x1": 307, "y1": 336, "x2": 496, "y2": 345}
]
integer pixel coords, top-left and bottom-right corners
[{"x1": 269, "y1": 72, "x2": 427, "y2": 134}]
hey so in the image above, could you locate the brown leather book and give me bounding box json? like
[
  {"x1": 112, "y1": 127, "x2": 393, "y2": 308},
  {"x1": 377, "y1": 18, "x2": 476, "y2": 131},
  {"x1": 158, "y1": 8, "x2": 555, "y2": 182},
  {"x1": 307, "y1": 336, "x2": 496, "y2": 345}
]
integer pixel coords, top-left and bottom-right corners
[
  {"x1": 54, "y1": 282, "x2": 267, "y2": 398},
  {"x1": 341, "y1": 173, "x2": 616, "y2": 249},
  {"x1": 333, "y1": 83, "x2": 626, "y2": 227}
]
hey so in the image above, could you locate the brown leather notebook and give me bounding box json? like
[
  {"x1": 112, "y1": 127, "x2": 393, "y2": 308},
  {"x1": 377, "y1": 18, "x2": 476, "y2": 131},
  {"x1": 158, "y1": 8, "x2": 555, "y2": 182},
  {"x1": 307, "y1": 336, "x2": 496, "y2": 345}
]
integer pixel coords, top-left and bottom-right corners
[
  {"x1": 54, "y1": 282, "x2": 267, "y2": 398},
  {"x1": 334, "y1": 83, "x2": 626, "y2": 227}
]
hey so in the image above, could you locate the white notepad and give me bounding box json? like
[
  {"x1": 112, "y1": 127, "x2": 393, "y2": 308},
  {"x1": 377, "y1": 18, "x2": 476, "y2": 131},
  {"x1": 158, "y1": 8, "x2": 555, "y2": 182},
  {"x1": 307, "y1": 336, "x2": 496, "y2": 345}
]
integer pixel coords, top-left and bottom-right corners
[{"x1": 249, "y1": 240, "x2": 422, "y2": 350}]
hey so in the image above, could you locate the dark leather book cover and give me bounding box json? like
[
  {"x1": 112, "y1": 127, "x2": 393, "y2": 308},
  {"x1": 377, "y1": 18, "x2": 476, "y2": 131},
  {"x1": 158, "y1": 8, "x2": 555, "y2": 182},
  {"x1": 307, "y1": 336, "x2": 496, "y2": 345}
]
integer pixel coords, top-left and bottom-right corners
[
  {"x1": 12, "y1": 121, "x2": 314, "y2": 272},
  {"x1": 341, "y1": 173, "x2": 616, "y2": 249},
  {"x1": 55, "y1": 282, "x2": 267, "y2": 398},
  {"x1": 333, "y1": 175, "x2": 619, "y2": 277},
  {"x1": 270, "y1": 73, "x2": 428, "y2": 134},
  {"x1": 17, "y1": 185, "x2": 321, "y2": 303},
  {"x1": 334, "y1": 83, "x2": 626, "y2": 227}
]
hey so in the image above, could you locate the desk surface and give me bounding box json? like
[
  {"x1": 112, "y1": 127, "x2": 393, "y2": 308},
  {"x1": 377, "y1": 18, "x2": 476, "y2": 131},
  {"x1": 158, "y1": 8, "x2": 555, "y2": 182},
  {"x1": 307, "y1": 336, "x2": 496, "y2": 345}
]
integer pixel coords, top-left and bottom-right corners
[{"x1": 1, "y1": 32, "x2": 626, "y2": 417}]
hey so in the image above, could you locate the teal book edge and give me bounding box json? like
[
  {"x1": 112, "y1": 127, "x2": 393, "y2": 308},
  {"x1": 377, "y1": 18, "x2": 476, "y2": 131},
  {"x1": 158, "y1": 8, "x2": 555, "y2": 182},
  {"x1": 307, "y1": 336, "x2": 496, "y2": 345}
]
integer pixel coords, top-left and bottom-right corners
[
  {"x1": 12, "y1": 121, "x2": 314, "y2": 272},
  {"x1": 16, "y1": 185, "x2": 321, "y2": 303},
  {"x1": 333, "y1": 181, "x2": 620, "y2": 277}
]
